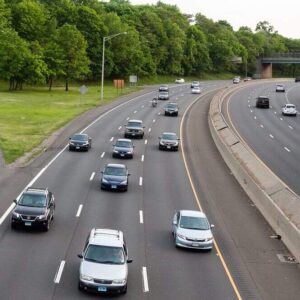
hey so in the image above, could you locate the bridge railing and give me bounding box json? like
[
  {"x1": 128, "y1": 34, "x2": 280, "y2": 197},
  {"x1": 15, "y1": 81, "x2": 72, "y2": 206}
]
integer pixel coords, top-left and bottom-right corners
[{"x1": 262, "y1": 53, "x2": 300, "y2": 58}]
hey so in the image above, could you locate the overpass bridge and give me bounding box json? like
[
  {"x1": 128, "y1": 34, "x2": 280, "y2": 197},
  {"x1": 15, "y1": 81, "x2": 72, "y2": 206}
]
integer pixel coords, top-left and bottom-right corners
[{"x1": 257, "y1": 53, "x2": 300, "y2": 78}]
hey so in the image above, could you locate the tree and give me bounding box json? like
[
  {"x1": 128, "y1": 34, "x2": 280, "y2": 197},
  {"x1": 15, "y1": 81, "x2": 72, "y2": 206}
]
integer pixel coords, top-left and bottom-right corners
[
  {"x1": 56, "y1": 24, "x2": 90, "y2": 91},
  {"x1": 0, "y1": 0, "x2": 11, "y2": 30}
]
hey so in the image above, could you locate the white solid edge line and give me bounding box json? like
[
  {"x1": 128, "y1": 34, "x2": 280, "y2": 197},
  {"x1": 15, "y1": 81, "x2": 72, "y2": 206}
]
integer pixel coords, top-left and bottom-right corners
[
  {"x1": 89, "y1": 172, "x2": 95, "y2": 181},
  {"x1": 54, "y1": 260, "x2": 66, "y2": 284},
  {"x1": 76, "y1": 204, "x2": 83, "y2": 217},
  {"x1": 142, "y1": 267, "x2": 149, "y2": 292},
  {"x1": 139, "y1": 177, "x2": 143, "y2": 186},
  {"x1": 0, "y1": 90, "x2": 157, "y2": 226},
  {"x1": 101, "y1": 152, "x2": 105, "y2": 158},
  {"x1": 141, "y1": 155, "x2": 144, "y2": 162},
  {"x1": 139, "y1": 210, "x2": 144, "y2": 224}
]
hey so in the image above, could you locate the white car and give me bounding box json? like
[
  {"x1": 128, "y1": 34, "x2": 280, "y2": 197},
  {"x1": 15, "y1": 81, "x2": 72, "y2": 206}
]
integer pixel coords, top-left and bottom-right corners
[
  {"x1": 233, "y1": 77, "x2": 240, "y2": 84},
  {"x1": 175, "y1": 78, "x2": 185, "y2": 84},
  {"x1": 276, "y1": 84, "x2": 285, "y2": 92},
  {"x1": 191, "y1": 86, "x2": 201, "y2": 94},
  {"x1": 172, "y1": 210, "x2": 214, "y2": 250},
  {"x1": 282, "y1": 104, "x2": 297, "y2": 116}
]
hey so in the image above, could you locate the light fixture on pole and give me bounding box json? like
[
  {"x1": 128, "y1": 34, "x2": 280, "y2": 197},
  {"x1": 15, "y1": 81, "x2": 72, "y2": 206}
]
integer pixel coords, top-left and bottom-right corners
[{"x1": 100, "y1": 32, "x2": 127, "y2": 102}]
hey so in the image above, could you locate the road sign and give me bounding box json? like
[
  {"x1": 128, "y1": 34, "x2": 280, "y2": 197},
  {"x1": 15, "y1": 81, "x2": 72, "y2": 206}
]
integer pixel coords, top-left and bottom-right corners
[{"x1": 79, "y1": 85, "x2": 88, "y2": 95}]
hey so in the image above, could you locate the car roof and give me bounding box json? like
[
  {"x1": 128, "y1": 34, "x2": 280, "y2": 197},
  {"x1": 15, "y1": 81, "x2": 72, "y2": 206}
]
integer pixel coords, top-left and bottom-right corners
[
  {"x1": 257, "y1": 95, "x2": 269, "y2": 98},
  {"x1": 179, "y1": 210, "x2": 207, "y2": 218},
  {"x1": 23, "y1": 187, "x2": 48, "y2": 195},
  {"x1": 105, "y1": 163, "x2": 127, "y2": 169},
  {"x1": 162, "y1": 132, "x2": 177, "y2": 136},
  {"x1": 88, "y1": 228, "x2": 124, "y2": 247},
  {"x1": 72, "y1": 133, "x2": 88, "y2": 136},
  {"x1": 116, "y1": 138, "x2": 132, "y2": 143},
  {"x1": 166, "y1": 102, "x2": 178, "y2": 105},
  {"x1": 128, "y1": 119, "x2": 142, "y2": 123}
]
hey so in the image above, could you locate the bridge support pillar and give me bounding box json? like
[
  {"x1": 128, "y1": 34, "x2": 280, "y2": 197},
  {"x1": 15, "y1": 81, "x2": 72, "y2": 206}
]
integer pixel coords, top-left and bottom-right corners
[{"x1": 261, "y1": 63, "x2": 272, "y2": 78}]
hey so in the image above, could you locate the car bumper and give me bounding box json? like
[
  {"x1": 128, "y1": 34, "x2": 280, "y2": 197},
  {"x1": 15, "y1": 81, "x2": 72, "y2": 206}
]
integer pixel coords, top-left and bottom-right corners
[
  {"x1": 11, "y1": 217, "x2": 48, "y2": 229},
  {"x1": 69, "y1": 144, "x2": 89, "y2": 151},
  {"x1": 79, "y1": 280, "x2": 126, "y2": 294},
  {"x1": 175, "y1": 237, "x2": 213, "y2": 250},
  {"x1": 159, "y1": 144, "x2": 178, "y2": 151},
  {"x1": 101, "y1": 182, "x2": 128, "y2": 191},
  {"x1": 282, "y1": 111, "x2": 297, "y2": 116},
  {"x1": 113, "y1": 152, "x2": 133, "y2": 158},
  {"x1": 124, "y1": 132, "x2": 143, "y2": 138},
  {"x1": 165, "y1": 111, "x2": 178, "y2": 116}
]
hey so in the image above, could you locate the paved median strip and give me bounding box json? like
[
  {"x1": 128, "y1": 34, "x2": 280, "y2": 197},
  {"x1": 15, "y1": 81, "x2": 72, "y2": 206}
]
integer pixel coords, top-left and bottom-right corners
[{"x1": 54, "y1": 260, "x2": 66, "y2": 284}]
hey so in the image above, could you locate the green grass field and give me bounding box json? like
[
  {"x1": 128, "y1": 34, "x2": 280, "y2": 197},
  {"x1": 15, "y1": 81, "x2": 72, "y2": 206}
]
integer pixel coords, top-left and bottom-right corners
[{"x1": 0, "y1": 82, "x2": 139, "y2": 164}]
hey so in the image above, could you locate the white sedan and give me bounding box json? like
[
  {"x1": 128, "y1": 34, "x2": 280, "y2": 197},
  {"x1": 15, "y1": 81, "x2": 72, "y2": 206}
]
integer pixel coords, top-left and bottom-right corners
[
  {"x1": 282, "y1": 104, "x2": 297, "y2": 116},
  {"x1": 191, "y1": 86, "x2": 201, "y2": 94},
  {"x1": 276, "y1": 84, "x2": 285, "y2": 92},
  {"x1": 175, "y1": 78, "x2": 185, "y2": 84}
]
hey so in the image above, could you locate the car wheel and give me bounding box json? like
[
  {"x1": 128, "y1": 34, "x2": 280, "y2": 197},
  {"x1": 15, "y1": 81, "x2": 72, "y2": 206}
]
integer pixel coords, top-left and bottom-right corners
[
  {"x1": 78, "y1": 281, "x2": 83, "y2": 291},
  {"x1": 121, "y1": 285, "x2": 127, "y2": 294},
  {"x1": 11, "y1": 223, "x2": 17, "y2": 230},
  {"x1": 159, "y1": 145, "x2": 162, "y2": 150},
  {"x1": 43, "y1": 221, "x2": 50, "y2": 232}
]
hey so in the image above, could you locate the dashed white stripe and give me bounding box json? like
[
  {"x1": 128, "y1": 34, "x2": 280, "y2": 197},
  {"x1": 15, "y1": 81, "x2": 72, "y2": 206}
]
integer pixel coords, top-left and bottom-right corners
[
  {"x1": 284, "y1": 147, "x2": 291, "y2": 152},
  {"x1": 288, "y1": 125, "x2": 293, "y2": 129},
  {"x1": 90, "y1": 172, "x2": 95, "y2": 181},
  {"x1": 76, "y1": 205, "x2": 83, "y2": 217},
  {"x1": 145, "y1": 140, "x2": 148, "y2": 145},
  {"x1": 54, "y1": 261, "x2": 66, "y2": 284},
  {"x1": 274, "y1": 111, "x2": 277, "y2": 114},
  {"x1": 101, "y1": 152, "x2": 105, "y2": 158},
  {"x1": 139, "y1": 210, "x2": 144, "y2": 224},
  {"x1": 139, "y1": 177, "x2": 143, "y2": 186},
  {"x1": 269, "y1": 134, "x2": 274, "y2": 139},
  {"x1": 126, "y1": 117, "x2": 130, "y2": 121},
  {"x1": 248, "y1": 105, "x2": 250, "y2": 108},
  {"x1": 134, "y1": 110, "x2": 137, "y2": 114},
  {"x1": 260, "y1": 124, "x2": 264, "y2": 128},
  {"x1": 250, "y1": 110, "x2": 253, "y2": 113},
  {"x1": 110, "y1": 137, "x2": 114, "y2": 142},
  {"x1": 141, "y1": 105, "x2": 144, "y2": 108},
  {"x1": 153, "y1": 119, "x2": 156, "y2": 123},
  {"x1": 142, "y1": 267, "x2": 149, "y2": 292},
  {"x1": 148, "y1": 128, "x2": 151, "y2": 133},
  {"x1": 280, "y1": 118, "x2": 283, "y2": 121},
  {"x1": 118, "y1": 126, "x2": 122, "y2": 130},
  {"x1": 141, "y1": 155, "x2": 144, "y2": 162},
  {"x1": 158, "y1": 112, "x2": 161, "y2": 115},
  {"x1": 254, "y1": 116, "x2": 257, "y2": 120}
]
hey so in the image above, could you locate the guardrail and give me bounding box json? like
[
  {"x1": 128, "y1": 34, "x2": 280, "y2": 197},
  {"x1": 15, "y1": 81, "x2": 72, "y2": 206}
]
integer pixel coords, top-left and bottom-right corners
[{"x1": 208, "y1": 84, "x2": 300, "y2": 263}]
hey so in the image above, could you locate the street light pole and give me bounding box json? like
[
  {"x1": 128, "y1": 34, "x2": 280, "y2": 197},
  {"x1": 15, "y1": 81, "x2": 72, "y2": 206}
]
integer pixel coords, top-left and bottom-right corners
[{"x1": 100, "y1": 32, "x2": 127, "y2": 102}]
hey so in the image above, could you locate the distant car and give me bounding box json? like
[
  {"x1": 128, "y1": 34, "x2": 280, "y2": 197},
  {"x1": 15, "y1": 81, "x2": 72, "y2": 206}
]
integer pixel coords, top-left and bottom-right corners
[
  {"x1": 233, "y1": 77, "x2": 240, "y2": 84},
  {"x1": 158, "y1": 132, "x2": 180, "y2": 151},
  {"x1": 172, "y1": 210, "x2": 214, "y2": 250},
  {"x1": 175, "y1": 78, "x2": 185, "y2": 84},
  {"x1": 113, "y1": 139, "x2": 134, "y2": 158},
  {"x1": 69, "y1": 133, "x2": 92, "y2": 151},
  {"x1": 158, "y1": 91, "x2": 169, "y2": 100},
  {"x1": 256, "y1": 96, "x2": 270, "y2": 108},
  {"x1": 276, "y1": 84, "x2": 285, "y2": 92},
  {"x1": 282, "y1": 104, "x2": 297, "y2": 116},
  {"x1": 100, "y1": 163, "x2": 130, "y2": 192},
  {"x1": 295, "y1": 77, "x2": 300, "y2": 82},
  {"x1": 244, "y1": 77, "x2": 252, "y2": 82},
  {"x1": 164, "y1": 102, "x2": 179, "y2": 116},
  {"x1": 124, "y1": 119, "x2": 144, "y2": 139},
  {"x1": 191, "y1": 86, "x2": 201, "y2": 94},
  {"x1": 78, "y1": 228, "x2": 132, "y2": 294},
  {"x1": 11, "y1": 187, "x2": 55, "y2": 231},
  {"x1": 191, "y1": 81, "x2": 200, "y2": 88},
  {"x1": 159, "y1": 85, "x2": 169, "y2": 92}
]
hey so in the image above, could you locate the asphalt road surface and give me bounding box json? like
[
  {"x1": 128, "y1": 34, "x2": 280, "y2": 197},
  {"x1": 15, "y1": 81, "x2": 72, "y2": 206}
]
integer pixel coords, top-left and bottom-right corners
[{"x1": 0, "y1": 80, "x2": 299, "y2": 300}]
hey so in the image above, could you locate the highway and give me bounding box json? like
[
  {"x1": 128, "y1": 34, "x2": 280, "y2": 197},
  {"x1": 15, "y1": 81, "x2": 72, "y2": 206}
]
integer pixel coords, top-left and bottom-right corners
[
  {"x1": 227, "y1": 80, "x2": 300, "y2": 196},
  {"x1": 0, "y1": 80, "x2": 300, "y2": 300}
]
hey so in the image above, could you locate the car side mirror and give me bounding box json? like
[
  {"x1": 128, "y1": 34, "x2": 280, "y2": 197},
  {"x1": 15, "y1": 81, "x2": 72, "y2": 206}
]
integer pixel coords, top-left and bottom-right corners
[
  {"x1": 13, "y1": 199, "x2": 17, "y2": 204},
  {"x1": 172, "y1": 220, "x2": 177, "y2": 225},
  {"x1": 100, "y1": 171, "x2": 104, "y2": 174},
  {"x1": 128, "y1": 173, "x2": 131, "y2": 176},
  {"x1": 177, "y1": 138, "x2": 180, "y2": 140},
  {"x1": 210, "y1": 224, "x2": 215, "y2": 229},
  {"x1": 69, "y1": 137, "x2": 71, "y2": 140},
  {"x1": 127, "y1": 259, "x2": 133, "y2": 263},
  {"x1": 77, "y1": 254, "x2": 83, "y2": 259},
  {"x1": 113, "y1": 144, "x2": 116, "y2": 146}
]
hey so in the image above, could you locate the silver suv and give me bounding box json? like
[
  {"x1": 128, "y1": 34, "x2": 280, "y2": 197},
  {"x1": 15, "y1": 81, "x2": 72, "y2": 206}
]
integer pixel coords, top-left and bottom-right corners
[
  {"x1": 124, "y1": 119, "x2": 144, "y2": 139},
  {"x1": 78, "y1": 228, "x2": 132, "y2": 294}
]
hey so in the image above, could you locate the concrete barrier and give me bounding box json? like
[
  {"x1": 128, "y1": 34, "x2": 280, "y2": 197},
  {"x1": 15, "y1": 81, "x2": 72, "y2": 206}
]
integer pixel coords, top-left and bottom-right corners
[{"x1": 209, "y1": 86, "x2": 300, "y2": 263}]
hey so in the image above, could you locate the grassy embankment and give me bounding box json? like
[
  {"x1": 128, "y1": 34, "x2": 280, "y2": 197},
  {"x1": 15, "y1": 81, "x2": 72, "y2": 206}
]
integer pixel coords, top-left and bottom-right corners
[{"x1": 0, "y1": 73, "x2": 233, "y2": 164}]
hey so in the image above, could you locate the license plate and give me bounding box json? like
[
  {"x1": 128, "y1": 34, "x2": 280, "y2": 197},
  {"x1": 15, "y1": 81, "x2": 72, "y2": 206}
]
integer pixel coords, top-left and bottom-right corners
[
  {"x1": 98, "y1": 286, "x2": 107, "y2": 292},
  {"x1": 192, "y1": 243, "x2": 199, "y2": 247},
  {"x1": 132, "y1": 133, "x2": 135, "y2": 136},
  {"x1": 111, "y1": 185, "x2": 117, "y2": 189},
  {"x1": 167, "y1": 146, "x2": 171, "y2": 149},
  {"x1": 76, "y1": 146, "x2": 80, "y2": 149},
  {"x1": 120, "y1": 154, "x2": 125, "y2": 157},
  {"x1": 24, "y1": 222, "x2": 32, "y2": 226}
]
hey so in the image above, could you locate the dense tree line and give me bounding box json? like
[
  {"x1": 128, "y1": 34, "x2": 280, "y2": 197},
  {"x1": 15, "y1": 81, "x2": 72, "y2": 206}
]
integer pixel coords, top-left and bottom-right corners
[{"x1": 0, "y1": 0, "x2": 300, "y2": 91}]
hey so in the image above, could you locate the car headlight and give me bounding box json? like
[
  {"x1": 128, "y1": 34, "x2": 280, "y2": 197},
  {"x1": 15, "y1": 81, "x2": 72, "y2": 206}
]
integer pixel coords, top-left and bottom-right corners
[
  {"x1": 127, "y1": 150, "x2": 132, "y2": 154},
  {"x1": 206, "y1": 237, "x2": 213, "y2": 242},
  {"x1": 12, "y1": 212, "x2": 21, "y2": 218},
  {"x1": 177, "y1": 234, "x2": 186, "y2": 240},
  {"x1": 69, "y1": 142, "x2": 75, "y2": 145},
  {"x1": 113, "y1": 279, "x2": 126, "y2": 284},
  {"x1": 113, "y1": 150, "x2": 119, "y2": 153},
  {"x1": 102, "y1": 178, "x2": 108, "y2": 183},
  {"x1": 81, "y1": 274, "x2": 93, "y2": 281},
  {"x1": 37, "y1": 214, "x2": 47, "y2": 220},
  {"x1": 120, "y1": 180, "x2": 127, "y2": 185}
]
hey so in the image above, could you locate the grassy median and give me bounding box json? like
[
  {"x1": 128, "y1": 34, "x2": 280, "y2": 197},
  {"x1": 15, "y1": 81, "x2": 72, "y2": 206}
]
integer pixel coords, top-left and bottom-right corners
[{"x1": 0, "y1": 82, "x2": 139, "y2": 164}]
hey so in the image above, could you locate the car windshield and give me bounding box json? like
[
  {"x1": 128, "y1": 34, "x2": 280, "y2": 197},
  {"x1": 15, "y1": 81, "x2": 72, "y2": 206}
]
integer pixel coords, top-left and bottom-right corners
[
  {"x1": 18, "y1": 194, "x2": 47, "y2": 207},
  {"x1": 115, "y1": 141, "x2": 132, "y2": 148},
  {"x1": 71, "y1": 134, "x2": 87, "y2": 141},
  {"x1": 127, "y1": 122, "x2": 142, "y2": 128},
  {"x1": 159, "y1": 92, "x2": 168, "y2": 95},
  {"x1": 85, "y1": 245, "x2": 125, "y2": 264},
  {"x1": 166, "y1": 104, "x2": 177, "y2": 108},
  {"x1": 105, "y1": 166, "x2": 127, "y2": 176},
  {"x1": 162, "y1": 133, "x2": 177, "y2": 140},
  {"x1": 286, "y1": 105, "x2": 295, "y2": 108},
  {"x1": 179, "y1": 216, "x2": 210, "y2": 230}
]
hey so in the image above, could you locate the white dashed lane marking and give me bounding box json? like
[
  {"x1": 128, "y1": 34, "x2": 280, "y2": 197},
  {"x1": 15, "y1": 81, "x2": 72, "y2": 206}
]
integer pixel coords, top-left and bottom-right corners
[
  {"x1": 118, "y1": 126, "x2": 122, "y2": 130},
  {"x1": 76, "y1": 204, "x2": 83, "y2": 217},
  {"x1": 284, "y1": 147, "x2": 291, "y2": 152},
  {"x1": 289, "y1": 125, "x2": 293, "y2": 129},
  {"x1": 139, "y1": 177, "x2": 143, "y2": 186},
  {"x1": 254, "y1": 116, "x2": 257, "y2": 120},
  {"x1": 141, "y1": 155, "x2": 144, "y2": 162},
  {"x1": 110, "y1": 137, "x2": 114, "y2": 142},
  {"x1": 269, "y1": 134, "x2": 274, "y2": 139},
  {"x1": 142, "y1": 267, "x2": 149, "y2": 292},
  {"x1": 145, "y1": 140, "x2": 148, "y2": 145},
  {"x1": 260, "y1": 124, "x2": 264, "y2": 128},
  {"x1": 101, "y1": 152, "x2": 105, "y2": 158},
  {"x1": 280, "y1": 118, "x2": 283, "y2": 121},
  {"x1": 139, "y1": 210, "x2": 144, "y2": 224},
  {"x1": 148, "y1": 128, "x2": 151, "y2": 133},
  {"x1": 134, "y1": 110, "x2": 137, "y2": 114},
  {"x1": 54, "y1": 261, "x2": 66, "y2": 284},
  {"x1": 90, "y1": 172, "x2": 95, "y2": 181}
]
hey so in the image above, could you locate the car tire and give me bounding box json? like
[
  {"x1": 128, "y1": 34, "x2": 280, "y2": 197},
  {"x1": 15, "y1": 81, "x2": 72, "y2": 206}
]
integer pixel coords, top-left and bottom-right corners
[
  {"x1": 43, "y1": 221, "x2": 50, "y2": 232},
  {"x1": 121, "y1": 285, "x2": 127, "y2": 294},
  {"x1": 78, "y1": 281, "x2": 83, "y2": 291},
  {"x1": 11, "y1": 223, "x2": 17, "y2": 230}
]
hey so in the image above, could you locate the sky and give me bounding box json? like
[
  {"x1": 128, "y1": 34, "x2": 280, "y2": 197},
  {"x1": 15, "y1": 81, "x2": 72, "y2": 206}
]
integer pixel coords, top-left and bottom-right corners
[{"x1": 129, "y1": 0, "x2": 300, "y2": 39}]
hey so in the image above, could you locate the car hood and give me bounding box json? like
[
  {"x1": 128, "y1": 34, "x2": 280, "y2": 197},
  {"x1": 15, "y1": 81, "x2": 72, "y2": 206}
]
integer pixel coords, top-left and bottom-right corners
[
  {"x1": 14, "y1": 205, "x2": 46, "y2": 216},
  {"x1": 103, "y1": 175, "x2": 127, "y2": 183},
  {"x1": 161, "y1": 139, "x2": 178, "y2": 144},
  {"x1": 126, "y1": 126, "x2": 142, "y2": 130},
  {"x1": 177, "y1": 227, "x2": 212, "y2": 240},
  {"x1": 80, "y1": 260, "x2": 127, "y2": 281},
  {"x1": 70, "y1": 140, "x2": 87, "y2": 144},
  {"x1": 114, "y1": 146, "x2": 133, "y2": 152},
  {"x1": 165, "y1": 107, "x2": 178, "y2": 111}
]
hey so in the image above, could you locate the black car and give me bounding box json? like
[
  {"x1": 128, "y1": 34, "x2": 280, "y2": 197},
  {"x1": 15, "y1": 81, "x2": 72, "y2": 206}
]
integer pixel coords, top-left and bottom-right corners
[
  {"x1": 11, "y1": 187, "x2": 55, "y2": 231},
  {"x1": 113, "y1": 139, "x2": 134, "y2": 158},
  {"x1": 100, "y1": 164, "x2": 130, "y2": 192},
  {"x1": 295, "y1": 77, "x2": 300, "y2": 82},
  {"x1": 159, "y1": 132, "x2": 180, "y2": 151},
  {"x1": 159, "y1": 85, "x2": 169, "y2": 92},
  {"x1": 256, "y1": 96, "x2": 270, "y2": 108},
  {"x1": 158, "y1": 91, "x2": 169, "y2": 100},
  {"x1": 164, "y1": 102, "x2": 179, "y2": 116},
  {"x1": 69, "y1": 133, "x2": 92, "y2": 151}
]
